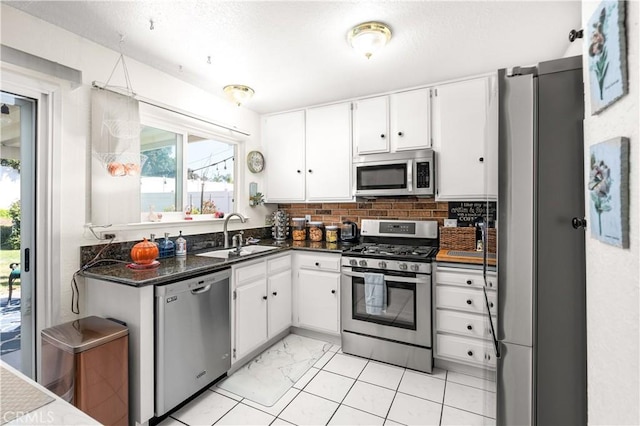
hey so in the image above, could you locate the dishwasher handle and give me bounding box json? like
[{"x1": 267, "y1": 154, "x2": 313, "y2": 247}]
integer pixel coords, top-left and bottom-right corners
[{"x1": 191, "y1": 284, "x2": 212, "y2": 294}]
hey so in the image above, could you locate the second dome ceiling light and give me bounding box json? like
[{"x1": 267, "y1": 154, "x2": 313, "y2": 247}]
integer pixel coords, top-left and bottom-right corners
[{"x1": 221, "y1": 21, "x2": 391, "y2": 105}]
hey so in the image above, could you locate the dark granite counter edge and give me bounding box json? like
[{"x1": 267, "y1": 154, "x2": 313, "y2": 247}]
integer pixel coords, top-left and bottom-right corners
[{"x1": 80, "y1": 241, "x2": 350, "y2": 287}]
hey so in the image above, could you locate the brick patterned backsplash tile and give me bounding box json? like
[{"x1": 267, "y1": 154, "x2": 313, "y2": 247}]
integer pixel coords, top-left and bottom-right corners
[{"x1": 277, "y1": 199, "x2": 448, "y2": 227}]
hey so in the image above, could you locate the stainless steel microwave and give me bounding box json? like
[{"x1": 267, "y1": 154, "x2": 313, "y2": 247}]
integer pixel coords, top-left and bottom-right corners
[{"x1": 353, "y1": 150, "x2": 435, "y2": 197}]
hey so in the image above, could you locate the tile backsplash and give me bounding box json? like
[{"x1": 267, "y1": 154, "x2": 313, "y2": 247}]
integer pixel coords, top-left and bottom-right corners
[{"x1": 277, "y1": 199, "x2": 449, "y2": 227}]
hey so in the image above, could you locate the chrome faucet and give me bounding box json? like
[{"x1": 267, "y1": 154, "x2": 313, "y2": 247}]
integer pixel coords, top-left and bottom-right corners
[
  {"x1": 232, "y1": 231, "x2": 244, "y2": 251},
  {"x1": 223, "y1": 213, "x2": 247, "y2": 248}
]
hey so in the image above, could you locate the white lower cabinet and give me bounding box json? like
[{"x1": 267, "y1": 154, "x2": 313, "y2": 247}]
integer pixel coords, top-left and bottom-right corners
[
  {"x1": 234, "y1": 276, "x2": 268, "y2": 360},
  {"x1": 268, "y1": 257, "x2": 293, "y2": 337},
  {"x1": 232, "y1": 253, "x2": 292, "y2": 362},
  {"x1": 434, "y1": 264, "x2": 498, "y2": 369},
  {"x1": 437, "y1": 334, "x2": 496, "y2": 367},
  {"x1": 293, "y1": 252, "x2": 341, "y2": 335}
]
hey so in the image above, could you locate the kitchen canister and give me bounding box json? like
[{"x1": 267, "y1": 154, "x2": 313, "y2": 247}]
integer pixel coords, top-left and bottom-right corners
[
  {"x1": 308, "y1": 221, "x2": 324, "y2": 242},
  {"x1": 325, "y1": 225, "x2": 339, "y2": 243},
  {"x1": 292, "y1": 218, "x2": 307, "y2": 241},
  {"x1": 271, "y1": 210, "x2": 290, "y2": 241}
]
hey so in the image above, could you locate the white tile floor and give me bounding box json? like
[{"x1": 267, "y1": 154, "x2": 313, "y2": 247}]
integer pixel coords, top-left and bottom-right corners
[{"x1": 160, "y1": 347, "x2": 496, "y2": 426}]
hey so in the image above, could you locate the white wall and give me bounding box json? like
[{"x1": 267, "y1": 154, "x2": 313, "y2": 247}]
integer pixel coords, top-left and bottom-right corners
[
  {"x1": 581, "y1": 1, "x2": 639, "y2": 425},
  {"x1": 1, "y1": 5, "x2": 274, "y2": 325}
]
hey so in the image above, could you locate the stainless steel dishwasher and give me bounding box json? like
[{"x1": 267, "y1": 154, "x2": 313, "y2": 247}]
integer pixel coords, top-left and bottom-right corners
[{"x1": 155, "y1": 268, "x2": 231, "y2": 416}]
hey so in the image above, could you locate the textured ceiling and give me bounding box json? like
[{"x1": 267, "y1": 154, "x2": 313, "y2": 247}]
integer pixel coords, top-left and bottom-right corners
[{"x1": 4, "y1": 1, "x2": 581, "y2": 114}]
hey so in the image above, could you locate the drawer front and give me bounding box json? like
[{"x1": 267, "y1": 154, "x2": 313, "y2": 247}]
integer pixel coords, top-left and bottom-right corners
[
  {"x1": 296, "y1": 253, "x2": 341, "y2": 272},
  {"x1": 436, "y1": 334, "x2": 497, "y2": 368},
  {"x1": 267, "y1": 254, "x2": 292, "y2": 274},
  {"x1": 436, "y1": 267, "x2": 497, "y2": 290},
  {"x1": 234, "y1": 260, "x2": 266, "y2": 286},
  {"x1": 436, "y1": 286, "x2": 497, "y2": 315},
  {"x1": 436, "y1": 309, "x2": 496, "y2": 341}
]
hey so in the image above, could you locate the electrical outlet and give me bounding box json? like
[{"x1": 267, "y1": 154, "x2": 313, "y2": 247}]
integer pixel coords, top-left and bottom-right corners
[
  {"x1": 305, "y1": 214, "x2": 311, "y2": 222},
  {"x1": 103, "y1": 233, "x2": 116, "y2": 240}
]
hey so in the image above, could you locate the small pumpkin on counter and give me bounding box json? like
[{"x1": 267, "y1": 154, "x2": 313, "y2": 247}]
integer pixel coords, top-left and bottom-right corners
[{"x1": 131, "y1": 238, "x2": 159, "y2": 265}]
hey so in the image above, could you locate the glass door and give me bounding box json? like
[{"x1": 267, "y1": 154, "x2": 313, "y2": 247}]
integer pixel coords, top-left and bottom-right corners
[
  {"x1": 352, "y1": 277, "x2": 416, "y2": 329},
  {"x1": 0, "y1": 91, "x2": 36, "y2": 377}
]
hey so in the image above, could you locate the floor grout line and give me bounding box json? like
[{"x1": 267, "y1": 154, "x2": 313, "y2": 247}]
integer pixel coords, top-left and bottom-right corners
[{"x1": 164, "y1": 344, "x2": 497, "y2": 426}]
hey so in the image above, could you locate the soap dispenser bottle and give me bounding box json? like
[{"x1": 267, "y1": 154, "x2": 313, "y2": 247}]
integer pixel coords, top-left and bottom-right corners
[
  {"x1": 176, "y1": 231, "x2": 187, "y2": 257},
  {"x1": 159, "y1": 232, "x2": 175, "y2": 258}
]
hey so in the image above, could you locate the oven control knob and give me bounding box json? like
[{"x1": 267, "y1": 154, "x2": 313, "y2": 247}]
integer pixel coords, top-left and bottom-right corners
[
  {"x1": 399, "y1": 263, "x2": 408, "y2": 270},
  {"x1": 378, "y1": 261, "x2": 387, "y2": 269},
  {"x1": 410, "y1": 264, "x2": 420, "y2": 272},
  {"x1": 349, "y1": 259, "x2": 358, "y2": 266},
  {"x1": 359, "y1": 260, "x2": 368, "y2": 267}
]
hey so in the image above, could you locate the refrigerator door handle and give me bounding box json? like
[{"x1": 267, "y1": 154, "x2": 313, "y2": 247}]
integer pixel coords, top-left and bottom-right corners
[
  {"x1": 479, "y1": 216, "x2": 501, "y2": 359},
  {"x1": 482, "y1": 284, "x2": 501, "y2": 359}
]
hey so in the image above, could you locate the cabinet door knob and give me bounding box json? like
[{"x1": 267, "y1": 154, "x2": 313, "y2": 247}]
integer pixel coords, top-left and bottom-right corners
[
  {"x1": 467, "y1": 324, "x2": 473, "y2": 330},
  {"x1": 331, "y1": 289, "x2": 336, "y2": 294},
  {"x1": 572, "y1": 217, "x2": 587, "y2": 229},
  {"x1": 380, "y1": 134, "x2": 386, "y2": 139},
  {"x1": 466, "y1": 279, "x2": 472, "y2": 285},
  {"x1": 488, "y1": 281, "x2": 493, "y2": 287},
  {"x1": 466, "y1": 299, "x2": 472, "y2": 305},
  {"x1": 272, "y1": 291, "x2": 278, "y2": 296},
  {"x1": 315, "y1": 262, "x2": 320, "y2": 266},
  {"x1": 262, "y1": 296, "x2": 268, "y2": 300},
  {"x1": 479, "y1": 157, "x2": 484, "y2": 162},
  {"x1": 308, "y1": 169, "x2": 312, "y2": 173},
  {"x1": 296, "y1": 169, "x2": 301, "y2": 173},
  {"x1": 467, "y1": 350, "x2": 474, "y2": 357},
  {"x1": 490, "y1": 302, "x2": 494, "y2": 308},
  {"x1": 398, "y1": 131, "x2": 403, "y2": 136}
]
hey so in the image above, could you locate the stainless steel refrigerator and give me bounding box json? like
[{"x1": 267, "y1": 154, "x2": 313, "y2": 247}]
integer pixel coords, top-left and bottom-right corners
[{"x1": 495, "y1": 55, "x2": 587, "y2": 425}]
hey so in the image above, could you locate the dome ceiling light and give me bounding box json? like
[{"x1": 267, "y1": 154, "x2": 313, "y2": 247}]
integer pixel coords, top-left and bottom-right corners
[
  {"x1": 348, "y1": 21, "x2": 392, "y2": 59},
  {"x1": 223, "y1": 85, "x2": 255, "y2": 107}
]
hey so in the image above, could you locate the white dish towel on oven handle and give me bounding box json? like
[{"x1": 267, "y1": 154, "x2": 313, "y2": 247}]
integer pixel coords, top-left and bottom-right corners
[{"x1": 364, "y1": 272, "x2": 387, "y2": 315}]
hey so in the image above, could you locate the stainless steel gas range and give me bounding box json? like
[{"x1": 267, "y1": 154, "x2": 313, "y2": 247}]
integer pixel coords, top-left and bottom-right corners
[{"x1": 341, "y1": 219, "x2": 438, "y2": 373}]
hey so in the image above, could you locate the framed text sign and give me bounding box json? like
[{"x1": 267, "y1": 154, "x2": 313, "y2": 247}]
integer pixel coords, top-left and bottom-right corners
[{"x1": 448, "y1": 201, "x2": 497, "y2": 225}]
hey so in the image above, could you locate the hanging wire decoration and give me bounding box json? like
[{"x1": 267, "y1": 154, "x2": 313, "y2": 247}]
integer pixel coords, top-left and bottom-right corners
[
  {"x1": 92, "y1": 39, "x2": 147, "y2": 177},
  {"x1": 100, "y1": 51, "x2": 140, "y2": 139}
]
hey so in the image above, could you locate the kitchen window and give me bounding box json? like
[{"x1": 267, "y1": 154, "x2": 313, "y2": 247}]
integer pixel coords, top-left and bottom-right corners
[{"x1": 140, "y1": 106, "x2": 238, "y2": 221}]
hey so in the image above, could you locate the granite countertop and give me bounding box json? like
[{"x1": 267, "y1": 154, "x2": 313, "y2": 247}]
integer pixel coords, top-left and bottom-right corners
[{"x1": 80, "y1": 239, "x2": 352, "y2": 287}]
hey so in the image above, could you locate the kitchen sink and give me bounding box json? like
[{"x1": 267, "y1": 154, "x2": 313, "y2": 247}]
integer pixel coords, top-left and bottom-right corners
[{"x1": 197, "y1": 245, "x2": 279, "y2": 259}]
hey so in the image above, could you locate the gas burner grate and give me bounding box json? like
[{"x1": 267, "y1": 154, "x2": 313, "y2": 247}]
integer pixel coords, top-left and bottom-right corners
[{"x1": 344, "y1": 244, "x2": 438, "y2": 259}]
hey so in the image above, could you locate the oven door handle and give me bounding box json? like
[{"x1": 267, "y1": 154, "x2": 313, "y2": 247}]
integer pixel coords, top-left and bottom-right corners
[{"x1": 342, "y1": 269, "x2": 430, "y2": 284}]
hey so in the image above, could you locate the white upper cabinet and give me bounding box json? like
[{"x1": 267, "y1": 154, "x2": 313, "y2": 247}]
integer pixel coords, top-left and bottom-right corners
[
  {"x1": 390, "y1": 88, "x2": 432, "y2": 152},
  {"x1": 353, "y1": 96, "x2": 389, "y2": 154},
  {"x1": 306, "y1": 102, "x2": 352, "y2": 201},
  {"x1": 264, "y1": 110, "x2": 306, "y2": 202},
  {"x1": 264, "y1": 103, "x2": 353, "y2": 203},
  {"x1": 354, "y1": 88, "x2": 432, "y2": 156},
  {"x1": 432, "y1": 75, "x2": 498, "y2": 201}
]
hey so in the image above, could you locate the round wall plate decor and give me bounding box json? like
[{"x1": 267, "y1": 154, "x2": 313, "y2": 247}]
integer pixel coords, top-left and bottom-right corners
[{"x1": 247, "y1": 150, "x2": 265, "y2": 173}]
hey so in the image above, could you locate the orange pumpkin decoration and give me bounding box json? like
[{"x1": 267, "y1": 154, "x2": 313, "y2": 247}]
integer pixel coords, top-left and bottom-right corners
[{"x1": 131, "y1": 238, "x2": 159, "y2": 265}]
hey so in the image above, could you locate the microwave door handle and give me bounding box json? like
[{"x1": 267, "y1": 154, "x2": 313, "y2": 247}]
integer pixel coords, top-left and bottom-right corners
[
  {"x1": 342, "y1": 269, "x2": 430, "y2": 284},
  {"x1": 406, "y1": 160, "x2": 413, "y2": 192}
]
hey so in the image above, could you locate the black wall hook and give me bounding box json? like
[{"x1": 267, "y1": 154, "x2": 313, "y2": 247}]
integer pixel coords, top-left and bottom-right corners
[{"x1": 569, "y1": 29, "x2": 584, "y2": 42}]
